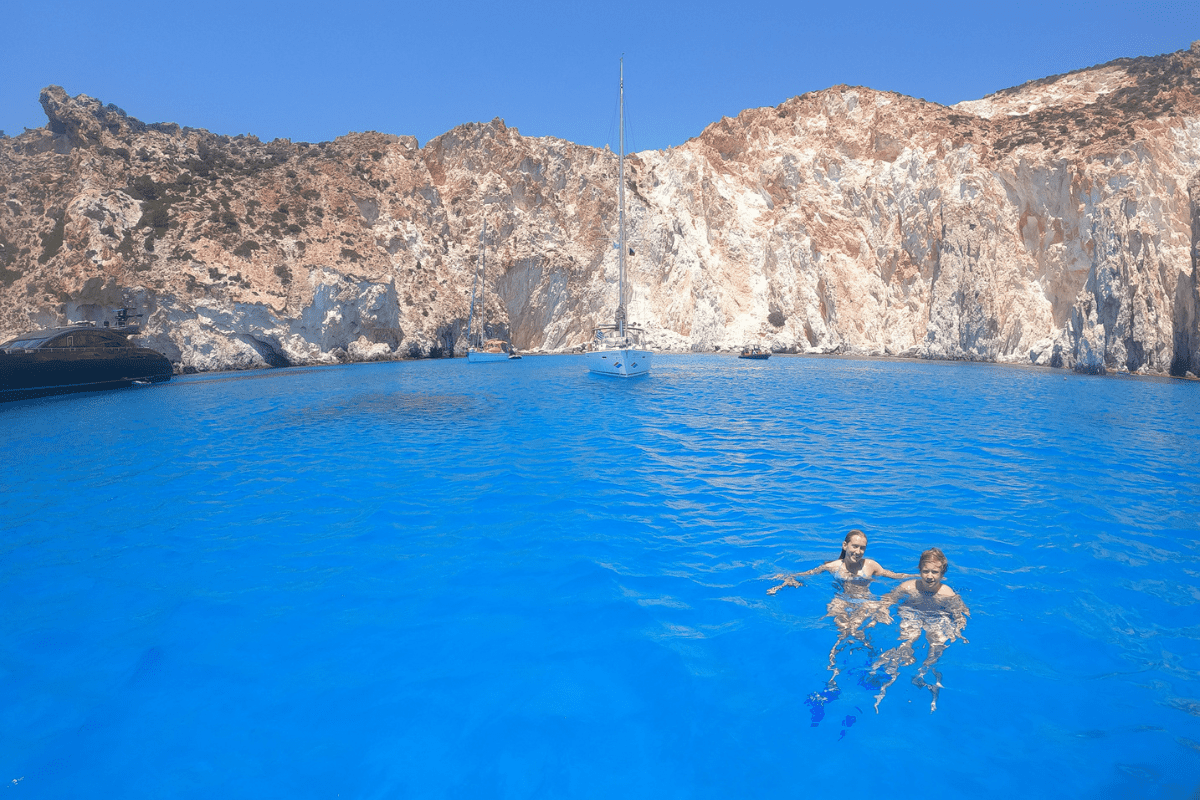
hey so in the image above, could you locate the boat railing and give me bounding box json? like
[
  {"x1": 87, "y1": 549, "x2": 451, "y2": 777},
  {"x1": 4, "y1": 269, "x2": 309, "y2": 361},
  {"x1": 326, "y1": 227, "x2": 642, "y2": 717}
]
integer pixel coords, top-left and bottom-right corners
[
  {"x1": 592, "y1": 324, "x2": 646, "y2": 350},
  {"x1": 475, "y1": 337, "x2": 513, "y2": 354}
]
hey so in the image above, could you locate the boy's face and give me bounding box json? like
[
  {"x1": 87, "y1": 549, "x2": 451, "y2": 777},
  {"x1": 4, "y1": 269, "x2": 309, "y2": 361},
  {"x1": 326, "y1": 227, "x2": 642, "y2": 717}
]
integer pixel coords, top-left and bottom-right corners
[{"x1": 919, "y1": 562, "x2": 945, "y2": 590}]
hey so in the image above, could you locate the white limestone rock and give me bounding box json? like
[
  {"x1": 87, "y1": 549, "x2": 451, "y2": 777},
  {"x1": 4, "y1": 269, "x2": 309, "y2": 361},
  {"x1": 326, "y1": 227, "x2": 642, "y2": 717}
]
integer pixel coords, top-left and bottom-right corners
[{"x1": 1, "y1": 49, "x2": 1199, "y2": 377}]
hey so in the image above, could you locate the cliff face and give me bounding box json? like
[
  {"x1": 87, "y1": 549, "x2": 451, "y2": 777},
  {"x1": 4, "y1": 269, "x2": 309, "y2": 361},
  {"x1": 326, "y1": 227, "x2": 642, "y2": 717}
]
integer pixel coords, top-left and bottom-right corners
[{"x1": 3, "y1": 44, "x2": 1200, "y2": 376}]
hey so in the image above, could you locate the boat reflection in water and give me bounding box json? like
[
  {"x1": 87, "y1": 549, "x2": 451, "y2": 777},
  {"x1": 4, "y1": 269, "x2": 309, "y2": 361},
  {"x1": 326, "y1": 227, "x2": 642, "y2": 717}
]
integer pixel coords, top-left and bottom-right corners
[{"x1": 0, "y1": 315, "x2": 173, "y2": 402}]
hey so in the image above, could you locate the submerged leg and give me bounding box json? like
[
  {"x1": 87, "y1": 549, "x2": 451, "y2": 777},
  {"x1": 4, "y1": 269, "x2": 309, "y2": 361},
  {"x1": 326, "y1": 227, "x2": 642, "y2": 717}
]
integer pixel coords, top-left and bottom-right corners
[
  {"x1": 826, "y1": 633, "x2": 856, "y2": 689},
  {"x1": 826, "y1": 601, "x2": 881, "y2": 689},
  {"x1": 826, "y1": 603, "x2": 870, "y2": 688},
  {"x1": 912, "y1": 668, "x2": 944, "y2": 712},
  {"x1": 913, "y1": 633, "x2": 950, "y2": 712},
  {"x1": 870, "y1": 640, "x2": 915, "y2": 713}
]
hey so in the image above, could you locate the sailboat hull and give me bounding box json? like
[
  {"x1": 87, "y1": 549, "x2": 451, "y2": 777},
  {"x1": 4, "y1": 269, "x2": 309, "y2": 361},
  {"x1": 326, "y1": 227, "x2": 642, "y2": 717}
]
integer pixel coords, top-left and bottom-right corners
[
  {"x1": 586, "y1": 348, "x2": 652, "y2": 377},
  {"x1": 468, "y1": 350, "x2": 511, "y2": 363}
]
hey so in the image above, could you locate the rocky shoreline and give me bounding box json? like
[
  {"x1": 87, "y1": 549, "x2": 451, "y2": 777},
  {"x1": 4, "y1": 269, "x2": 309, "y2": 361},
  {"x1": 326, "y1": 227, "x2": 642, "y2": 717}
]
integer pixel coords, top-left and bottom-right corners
[{"x1": 3, "y1": 44, "x2": 1199, "y2": 377}]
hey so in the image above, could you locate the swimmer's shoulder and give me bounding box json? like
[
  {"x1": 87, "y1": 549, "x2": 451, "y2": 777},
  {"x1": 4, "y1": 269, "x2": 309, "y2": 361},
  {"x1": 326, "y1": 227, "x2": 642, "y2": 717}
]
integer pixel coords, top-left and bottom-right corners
[{"x1": 936, "y1": 584, "x2": 957, "y2": 598}]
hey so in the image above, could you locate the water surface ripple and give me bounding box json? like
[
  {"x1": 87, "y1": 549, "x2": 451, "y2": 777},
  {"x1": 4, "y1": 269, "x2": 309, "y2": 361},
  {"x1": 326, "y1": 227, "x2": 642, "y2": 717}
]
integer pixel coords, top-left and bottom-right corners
[{"x1": 2, "y1": 355, "x2": 1198, "y2": 798}]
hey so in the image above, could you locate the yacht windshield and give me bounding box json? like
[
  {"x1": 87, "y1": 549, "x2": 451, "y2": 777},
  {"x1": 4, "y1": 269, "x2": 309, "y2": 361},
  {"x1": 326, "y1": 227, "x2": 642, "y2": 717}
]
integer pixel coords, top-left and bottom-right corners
[{"x1": 1, "y1": 337, "x2": 47, "y2": 350}]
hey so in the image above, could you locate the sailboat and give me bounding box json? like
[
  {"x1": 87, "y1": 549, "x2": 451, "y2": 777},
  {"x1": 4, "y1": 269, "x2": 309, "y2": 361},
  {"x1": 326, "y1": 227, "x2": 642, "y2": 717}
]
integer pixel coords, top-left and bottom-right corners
[
  {"x1": 466, "y1": 217, "x2": 520, "y2": 362},
  {"x1": 586, "y1": 58, "x2": 652, "y2": 378}
]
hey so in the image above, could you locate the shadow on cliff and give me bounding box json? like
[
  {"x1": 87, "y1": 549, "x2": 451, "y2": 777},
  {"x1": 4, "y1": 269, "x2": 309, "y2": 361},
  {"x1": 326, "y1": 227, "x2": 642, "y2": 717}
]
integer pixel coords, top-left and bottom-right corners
[
  {"x1": 239, "y1": 334, "x2": 291, "y2": 368},
  {"x1": 1172, "y1": 175, "x2": 1200, "y2": 377}
]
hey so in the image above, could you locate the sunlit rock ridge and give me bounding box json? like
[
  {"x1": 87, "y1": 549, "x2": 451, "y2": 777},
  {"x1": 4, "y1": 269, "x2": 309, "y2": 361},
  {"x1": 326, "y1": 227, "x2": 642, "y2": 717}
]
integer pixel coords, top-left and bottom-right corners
[{"x1": 3, "y1": 44, "x2": 1200, "y2": 375}]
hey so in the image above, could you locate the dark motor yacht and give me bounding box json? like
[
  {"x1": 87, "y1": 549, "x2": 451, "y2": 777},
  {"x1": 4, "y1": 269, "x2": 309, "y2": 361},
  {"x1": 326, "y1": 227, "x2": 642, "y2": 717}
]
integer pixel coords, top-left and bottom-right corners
[{"x1": 0, "y1": 312, "x2": 173, "y2": 402}]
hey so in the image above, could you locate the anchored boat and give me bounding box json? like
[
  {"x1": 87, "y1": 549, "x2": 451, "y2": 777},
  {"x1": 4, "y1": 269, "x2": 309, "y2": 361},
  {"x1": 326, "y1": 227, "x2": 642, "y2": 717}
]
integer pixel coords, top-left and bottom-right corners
[
  {"x1": 586, "y1": 58, "x2": 652, "y2": 378},
  {"x1": 1, "y1": 312, "x2": 173, "y2": 402},
  {"x1": 738, "y1": 346, "x2": 771, "y2": 360},
  {"x1": 466, "y1": 217, "x2": 520, "y2": 362}
]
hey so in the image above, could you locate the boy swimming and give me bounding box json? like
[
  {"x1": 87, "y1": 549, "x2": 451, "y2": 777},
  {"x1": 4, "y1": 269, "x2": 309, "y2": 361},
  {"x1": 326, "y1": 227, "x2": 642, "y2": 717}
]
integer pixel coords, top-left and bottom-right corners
[{"x1": 866, "y1": 547, "x2": 969, "y2": 713}]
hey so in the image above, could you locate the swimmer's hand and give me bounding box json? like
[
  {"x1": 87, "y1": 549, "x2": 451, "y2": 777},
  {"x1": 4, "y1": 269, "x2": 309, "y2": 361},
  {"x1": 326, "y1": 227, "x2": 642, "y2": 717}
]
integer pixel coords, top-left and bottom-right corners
[
  {"x1": 865, "y1": 602, "x2": 893, "y2": 627},
  {"x1": 766, "y1": 574, "x2": 802, "y2": 594}
]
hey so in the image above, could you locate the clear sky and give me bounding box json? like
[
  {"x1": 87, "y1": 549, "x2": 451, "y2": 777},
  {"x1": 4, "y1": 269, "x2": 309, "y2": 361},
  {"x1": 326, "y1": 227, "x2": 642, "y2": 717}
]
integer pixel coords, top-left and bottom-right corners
[{"x1": 3, "y1": 0, "x2": 1198, "y2": 153}]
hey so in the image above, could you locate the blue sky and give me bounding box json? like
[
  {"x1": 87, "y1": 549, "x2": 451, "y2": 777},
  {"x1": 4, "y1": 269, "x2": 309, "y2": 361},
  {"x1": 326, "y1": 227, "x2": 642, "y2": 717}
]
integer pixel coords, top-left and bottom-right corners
[{"x1": 3, "y1": 0, "x2": 1198, "y2": 153}]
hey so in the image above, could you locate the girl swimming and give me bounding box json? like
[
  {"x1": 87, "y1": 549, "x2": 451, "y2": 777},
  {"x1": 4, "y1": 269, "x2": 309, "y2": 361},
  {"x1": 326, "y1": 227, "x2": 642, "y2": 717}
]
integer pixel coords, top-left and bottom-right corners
[
  {"x1": 767, "y1": 530, "x2": 914, "y2": 688},
  {"x1": 766, "y1": 529, "x2": 912, "y2": 594}
]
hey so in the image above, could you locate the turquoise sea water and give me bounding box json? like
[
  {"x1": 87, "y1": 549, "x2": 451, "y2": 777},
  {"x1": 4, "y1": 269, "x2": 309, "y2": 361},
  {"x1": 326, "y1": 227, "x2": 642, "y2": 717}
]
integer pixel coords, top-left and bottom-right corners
[{"x1": 2, "y1": 354, "x2": 1199, "y2": 798}]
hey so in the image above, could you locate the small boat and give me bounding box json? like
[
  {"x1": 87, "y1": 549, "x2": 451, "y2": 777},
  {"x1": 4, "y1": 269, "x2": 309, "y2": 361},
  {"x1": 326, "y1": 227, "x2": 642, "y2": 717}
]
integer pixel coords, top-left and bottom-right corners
[
  {"x1": 1, "y1": 312, "x2": 173, "y2": 402},
  {"x1": 586, "y1": 59, "x2": 652, "y2": 378},
  {"x1": 472, "y1": 338, "x2": 519, "y2": 362},
  {"x1": 738, "y1": 346, "x2": 771, "y2": 360},
  {"x1": 466, "y1": 217, "x2": 519, "y2": 363}
]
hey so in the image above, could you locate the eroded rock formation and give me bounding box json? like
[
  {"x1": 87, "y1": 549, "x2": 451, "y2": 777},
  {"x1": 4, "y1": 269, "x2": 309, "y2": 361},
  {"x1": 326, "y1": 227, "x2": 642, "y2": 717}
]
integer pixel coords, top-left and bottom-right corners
[{"x1": 2, "y1": 44, "x2": 1199, "y2": 376}]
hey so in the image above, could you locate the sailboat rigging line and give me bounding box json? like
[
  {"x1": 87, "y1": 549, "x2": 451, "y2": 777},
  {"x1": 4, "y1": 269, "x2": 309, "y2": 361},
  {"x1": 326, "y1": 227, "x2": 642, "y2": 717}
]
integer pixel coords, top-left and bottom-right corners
[
  {"x1": 606, "y1": 96, "x2": 620, "y2": 157},
  {"x1": 622, "y1": 96, "x2": 639, "y2": 156},
  {"x1": 602, "y1": 92, "x2": 639, "y2": 155}
]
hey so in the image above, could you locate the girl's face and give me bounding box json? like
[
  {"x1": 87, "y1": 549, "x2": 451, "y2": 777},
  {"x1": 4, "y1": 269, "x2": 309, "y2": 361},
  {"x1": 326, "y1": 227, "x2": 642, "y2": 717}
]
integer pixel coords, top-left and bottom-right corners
[
  {"x1": 919, "y1": 561, "x2": 945, "y2": 591},
  {"x1": 844, "y1": 535, "x2": 867, "y2": 562}
]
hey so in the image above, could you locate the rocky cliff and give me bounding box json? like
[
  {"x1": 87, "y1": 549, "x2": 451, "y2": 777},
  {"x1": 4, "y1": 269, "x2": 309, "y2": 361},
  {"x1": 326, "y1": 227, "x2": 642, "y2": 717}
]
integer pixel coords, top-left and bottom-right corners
[{"x1": 3, "y1": 43, "x2": 1199, "y2": 376}]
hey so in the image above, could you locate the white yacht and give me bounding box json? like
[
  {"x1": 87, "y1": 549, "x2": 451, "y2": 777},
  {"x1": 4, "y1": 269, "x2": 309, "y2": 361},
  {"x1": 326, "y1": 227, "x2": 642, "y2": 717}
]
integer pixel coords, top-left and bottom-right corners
[
  {"x1": 586, "y1": 59, "x2": 652, "y2": 378},
  {"x1": 466, "y1": 217, "x2": 520, "y2": 362}
]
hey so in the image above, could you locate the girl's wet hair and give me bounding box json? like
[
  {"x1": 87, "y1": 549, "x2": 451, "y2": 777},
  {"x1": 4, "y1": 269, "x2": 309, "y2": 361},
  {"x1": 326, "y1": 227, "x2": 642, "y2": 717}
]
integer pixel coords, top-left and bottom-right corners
[
  {"x1": 839, "y1": 529, "x2": 866, "y2": 560},
  {"x1": 919, "y1": 547, "x2": 948, "y2": 573}
]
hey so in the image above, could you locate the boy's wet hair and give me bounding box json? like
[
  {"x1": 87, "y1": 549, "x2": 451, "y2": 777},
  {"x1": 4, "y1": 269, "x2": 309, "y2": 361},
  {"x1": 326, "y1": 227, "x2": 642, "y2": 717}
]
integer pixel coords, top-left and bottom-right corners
[
  {"x1": 839, "y1": 529, "x2": 866, "y2": 560},
  {"x1": 919, "y1": 547, "x2": 948, "y2": 573}
]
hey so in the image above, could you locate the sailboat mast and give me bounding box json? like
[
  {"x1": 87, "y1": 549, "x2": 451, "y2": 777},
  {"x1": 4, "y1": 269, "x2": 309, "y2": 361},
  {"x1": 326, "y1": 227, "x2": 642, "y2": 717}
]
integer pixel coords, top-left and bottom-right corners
[
  {"x1": 467, "y1": 224, "x2": 480, "y2": 349},
  {"x1": 617, "y1": 57, "x2": 626, "y2": 339},
  {"x1": 472, "y1": 217, "x2": 482, "y2": 345}
]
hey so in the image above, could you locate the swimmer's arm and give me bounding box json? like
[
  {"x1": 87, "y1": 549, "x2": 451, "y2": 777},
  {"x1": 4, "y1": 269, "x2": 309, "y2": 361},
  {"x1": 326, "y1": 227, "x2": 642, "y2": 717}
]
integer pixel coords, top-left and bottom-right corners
[
  {"x1": 871, "y1": 564, "x2": 918, "y2": 580},
  {"x1": 765, "y1": 562, "x2": 829, "y2": 594},
  {"x1": 884, "y1": 581, "x2": 920, "y2": 610},
  {"x1": 878, "y1": 584, "x2": 908, "y2": 608},
  {"x1": 863, "y1": 585, "x2": 906, "y2": 625},
  {"x1": 944, "y1": 593, "x2": 970, "y2": 642},
  {"x1": 792, "y1": 562, "x2": 834, "y2": 578}
]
